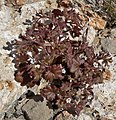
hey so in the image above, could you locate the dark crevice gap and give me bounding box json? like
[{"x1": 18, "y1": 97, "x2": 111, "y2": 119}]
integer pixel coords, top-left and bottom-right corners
[{"x1": 22, "y1": 110, "x2": 31, "y2": 120}]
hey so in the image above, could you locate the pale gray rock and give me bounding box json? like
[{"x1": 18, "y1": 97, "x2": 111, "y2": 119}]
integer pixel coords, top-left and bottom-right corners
[
  {"x1": 101, "y1": 28, "x2": 116, "y2": 54},
  {"x1": 22, "y1": 99, "x2": 53, "y2": 120},
  {"x1": 9, "y1": 116, "x2": 25, "y2": 120},
  {"x1": 91, "y1": 55, "x2": 116, "y2": 120},
  {"x1": 87, "y1": 26, "x2": 96, "y2": 46},
  {"x1": 0, "y1": 1, "x2": 46, "y2": 119}
]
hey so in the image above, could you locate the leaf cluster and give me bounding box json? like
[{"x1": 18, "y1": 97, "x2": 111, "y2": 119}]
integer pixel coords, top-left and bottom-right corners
[{"x1": 11, "y1": 8, "x2": 111, "y2": 115}]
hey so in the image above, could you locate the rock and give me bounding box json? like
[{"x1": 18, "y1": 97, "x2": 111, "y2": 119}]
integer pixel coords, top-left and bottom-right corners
[
  {"x1": 9, "y1": 115, "x2": 25, "y2": 120},
  {"x1": 0, "y1": 81, "x2": 4, "y2": 90},
  {"x1": 78, "y1": 113, "x2": 93, "y2": 120},
  {"x1": 101, "y1": 117, "x2": 110, "y2": 120},
  {"x1": 74, "y1": 1, "x2": 106, "y2": 30},
  {"x1": 87, "y1": 26, "x2": 96, "y2": 45},
  {"x1": 45, "y1": 0, "x2": 58, "y2": 9},
  {"x1": 101, "y1": 28, "x2": 116, "y2": 54},
  {"x1": 54, "y1": 111, "x2": 76, "y2": 120},
  {"x1": 102, "y1": 37, "x2": 116, "y2": 54},
  {"x1": 22, "y1": 99, "x2": 53, "y2": 120},
  {"x1": 103, "y1": 69, "x2": 112, "y2": 81},
  {"x1": 6, "y1": 0, "x2": 42, "y2": 6},
  {"x1": 0, "y1": 51, "x2": 27, "y2": 117},
  {"x1": 0, "y1": 1, "x2": 46, "y2": 119},
  {"x1": 89, "y1": 12, "x2": 106, "y2": 30},
  {"x1": 6, "y1": 0, "x2": 25, "y2": 6}
]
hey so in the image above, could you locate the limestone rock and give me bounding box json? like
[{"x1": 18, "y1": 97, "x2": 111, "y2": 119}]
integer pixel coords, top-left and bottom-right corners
[
  {"x1": 22, "y1": 99, "x2": 53, "y2": 120},
  {"x1": 6, "y1": 0, "x2": 43, "y2": 6},
  {"x1": 54, "y1": 111, "x2": 76, "y2": 120},
  {"x1": 87, "y1": 26, "x2": 96, "y2": 45},
  {"x1": 101, "y1": 29, "x2": 116, "y2": 54},
  {"x1": 92, "y1": 56, "x2": 116, "y2": 119},
  {"x1": 0, "y1": 1, "x2": 46, "y2": 118},
  {"x1": 89, "y1": 12, "x2": 106, "y2": 30}
]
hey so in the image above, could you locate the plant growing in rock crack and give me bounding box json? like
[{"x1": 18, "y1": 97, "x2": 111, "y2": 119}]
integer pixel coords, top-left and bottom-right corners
[{"x1": 10, "y1": 8, "x2": 112, "y2": 116}]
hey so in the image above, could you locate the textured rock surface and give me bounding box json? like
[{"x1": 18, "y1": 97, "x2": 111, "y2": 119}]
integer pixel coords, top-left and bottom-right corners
[
  {"x1": 22, "y1": 99, "x2": 53, "y2": 120},
  {"x1": 0, "y1": 0, "x2": 116, "y2": 120},
  {"x1": 0, "y1": 0, "x2": 46, "y2": 118},
  {"x1": 1, "y1": 91, "x2": 53, "y2": 120},
  {"x1": 101, "y1": 28, "x2": 116, "y2": 54},
  {"x1": 91, "y1": 55, "x2": 116, "y2": 120}
]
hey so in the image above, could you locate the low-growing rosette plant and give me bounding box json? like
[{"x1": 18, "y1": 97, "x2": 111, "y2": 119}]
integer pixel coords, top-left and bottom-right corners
[{"x1": 10, "y1": 8, "x2": 112, "y2": 116}]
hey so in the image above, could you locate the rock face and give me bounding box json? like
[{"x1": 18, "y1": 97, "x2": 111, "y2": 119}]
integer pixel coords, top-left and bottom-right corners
[
  {"x1": 101, "y1": 29, "x2": 116, "y2": 54},
  {"x1": 0, "y1": 1, "x2": 46, "y2": 118},
  {"x1": 22, "y1": 99, "x2": 53, "y2": 120},
  {"x1": 6, "y1": 0, "x2": 39, "y2": 6},
  {"x1": 1, "y1": 91, "x2": 53, "y2": 120},
  {"x1": 0, "y1": 0, "x2": 116, "y2": 120}
]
